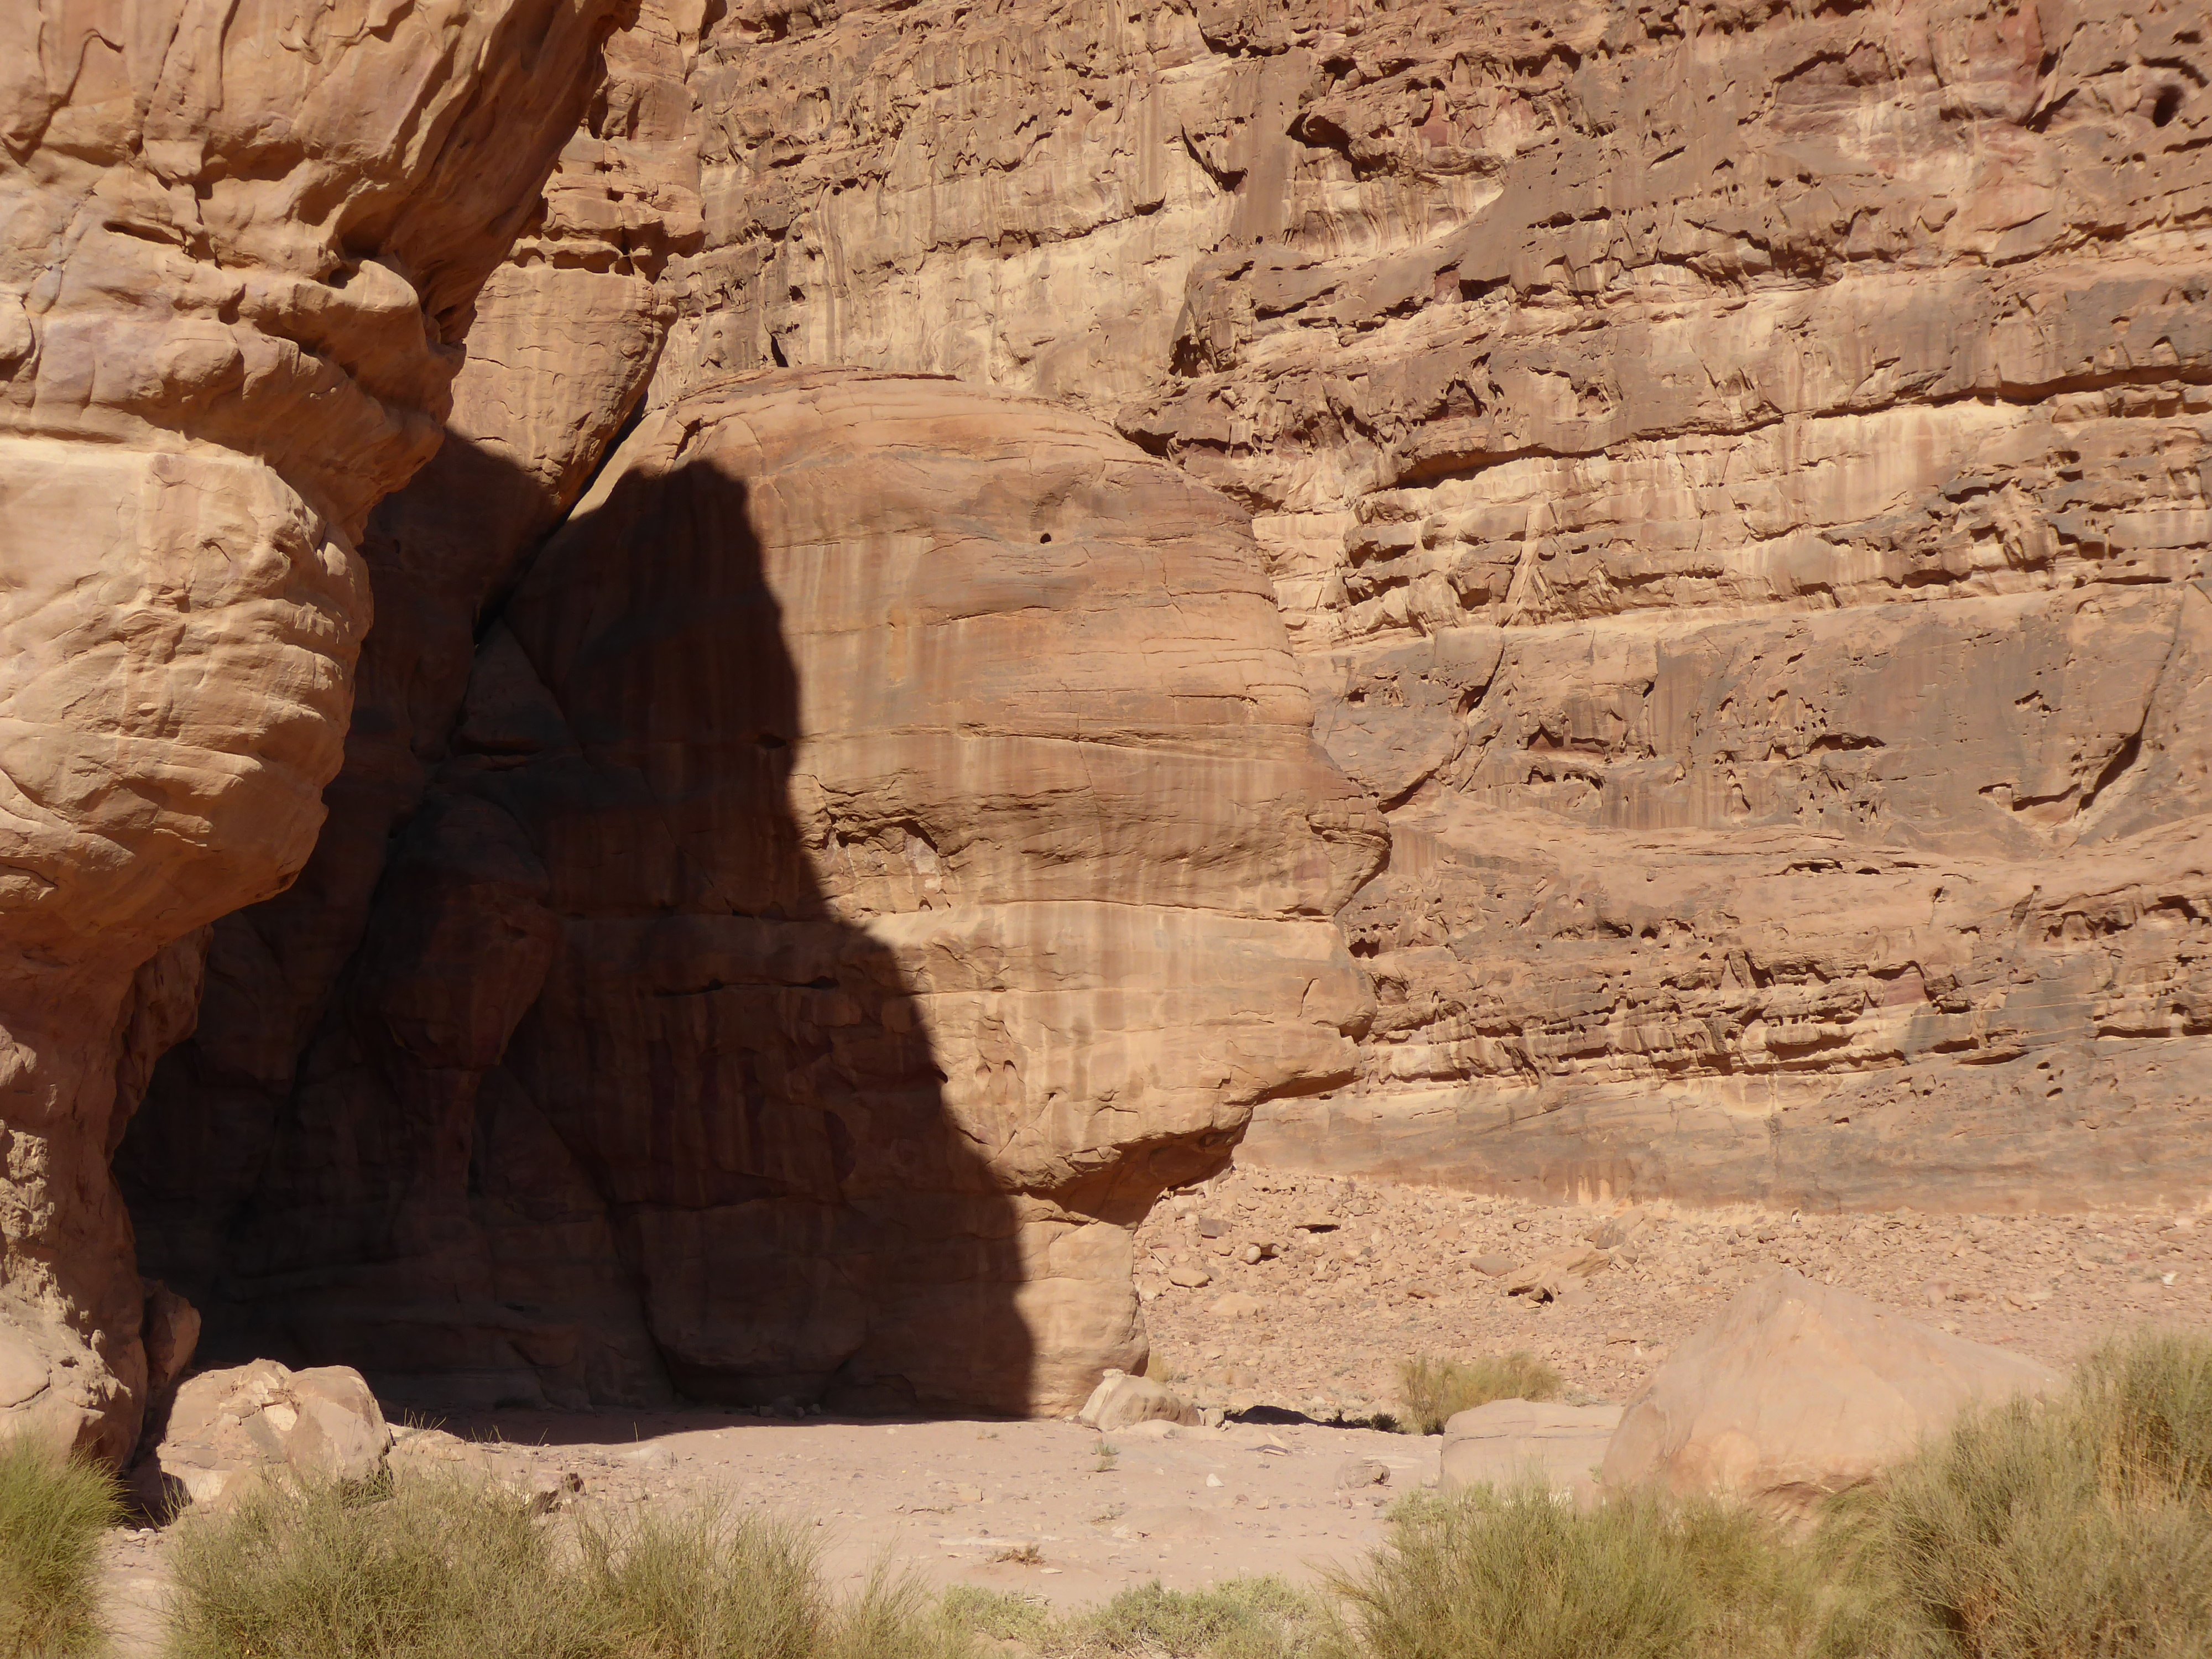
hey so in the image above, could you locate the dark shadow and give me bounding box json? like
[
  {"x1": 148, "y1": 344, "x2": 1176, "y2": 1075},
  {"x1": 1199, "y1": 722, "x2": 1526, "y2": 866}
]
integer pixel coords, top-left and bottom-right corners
[{"x1": 118, "y1": 439, "x2": 1034, "y2": 1418}]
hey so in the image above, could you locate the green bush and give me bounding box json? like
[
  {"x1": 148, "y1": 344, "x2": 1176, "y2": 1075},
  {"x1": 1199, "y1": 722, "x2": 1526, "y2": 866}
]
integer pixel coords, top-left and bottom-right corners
[
  {"x1": 1396, "y1": 1353, "x2": 1563, "y2": 1436},
  {"x1": 1070, "y1": 1578, "x2": 1331, "y2": 1659},
  {"x1": 1835, "y1": 1329, "x2": 2212, "y2": 1659},
  {"x1": 0, "y1": 1435, "x2": 122, "y2": 1659},
  {"x1": 1334, "y1": 1485, "x2": 1835, "y2": 1659}
]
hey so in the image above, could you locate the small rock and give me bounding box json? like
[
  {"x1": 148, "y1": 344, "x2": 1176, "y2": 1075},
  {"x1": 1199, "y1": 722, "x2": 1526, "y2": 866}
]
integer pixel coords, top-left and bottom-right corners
[
  {"x1": 1209, "y1": 1291, "x2": 1260, "y2": 1319},
  {"x1": 1077, "y1": 1369, "x2": 1200, "y2": 1432},
  {"x1": 1197, "y1": 1217, "x2": 1228, "y2": 1238},
  {"x1": 1473, "y1": 1254, "x2": 1517, "y2": 1277},
  {"x1": 1509, "y1": 1248, "x2": 1609, "y2": 1302},
  {"x1": 526, "y1": 1470, "x2": 585, "y2": 1514},
  {"x1": 138, "y1": 1359, "x2": 392, "y2": 1511},
  {"x1": 1585, "y1": 1209, "x2": 1647, "y2": 1250},
  {"x1": 1168, "y1": 1264, "x2": 1213, "y2": 1289},
  {"x1": 1334, "y1": 1457, "x2": 1391, "y2": 1489}
]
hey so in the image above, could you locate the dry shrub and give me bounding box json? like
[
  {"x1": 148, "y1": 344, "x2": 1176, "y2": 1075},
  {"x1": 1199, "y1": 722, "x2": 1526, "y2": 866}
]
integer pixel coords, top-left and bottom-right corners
[
  {"x1": 164, "y1": 1469, "x2": 971, "y2": 1659},
  {"x1": 1837, "y1": 1329, "x2": 2212, "y2": 1659},
  {"x1": 0, "y1": 1436, "x2": 122, "y2": 1659},
  {"x1": 1334, "y1": 1485, "x2": 1838, "y2": 1659},
  {"x1": 941, "y1": 1578, "x2": 1329, "y2": 1659},
  {"x1": 163, "y1": 1470, "x2": 594, "y2": 1659},
  {"x1": 1396, "y1": 1353, "x2": 1563, "y2": 1436}
]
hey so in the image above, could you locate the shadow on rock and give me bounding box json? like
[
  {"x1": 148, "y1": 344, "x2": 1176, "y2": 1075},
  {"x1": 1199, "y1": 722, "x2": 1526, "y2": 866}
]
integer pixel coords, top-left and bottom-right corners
[{"x1": 122, "y1": 446, "x2": 1032, "y2": 1417}]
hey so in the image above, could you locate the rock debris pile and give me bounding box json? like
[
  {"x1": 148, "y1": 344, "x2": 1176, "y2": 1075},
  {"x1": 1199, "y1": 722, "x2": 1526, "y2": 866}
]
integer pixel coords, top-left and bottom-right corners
[{"x1": 1135, "y1": 1163, "x2": 2211, "y2": 1423}]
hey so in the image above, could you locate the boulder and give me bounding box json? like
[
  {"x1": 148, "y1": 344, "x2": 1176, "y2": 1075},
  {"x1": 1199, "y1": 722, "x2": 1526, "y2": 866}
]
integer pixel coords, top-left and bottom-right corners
[
  {"x1": 139, "y1": 1361, "x2": 393, "y2": 1509},
  {"x1": 1441, "y1": 1400, "x2": 1624, "y2": 1503},
  {"x1": 1077, "y1": 1370, "x2": 1200, "y2": 1433},
  {"x1": 1600, "y1": 1271, "x2": 2065, "y2": 1515},
  {"x1": 1505, "y1": 1248, "x2": 1611, "y2": 1302}
]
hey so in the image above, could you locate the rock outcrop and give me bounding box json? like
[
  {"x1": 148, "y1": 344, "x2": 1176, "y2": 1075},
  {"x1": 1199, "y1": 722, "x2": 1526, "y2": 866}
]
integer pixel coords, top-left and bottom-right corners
[
  {"x1": 133, "y1": 369, "x2": 1379, "y2": 1414},
  {"x1": 81, "y1": 0, "x2": 2212, "y2": 1430},
  {"x1": 629, "y1": 0, "x2": 2212, "y2": 1209},
  {"x1": 1601, "y1": 1270, "x2": 2064, "y2": 1514},
  {"x1": 0, "y1": 0, "x2": 629, "y2": 1457}
]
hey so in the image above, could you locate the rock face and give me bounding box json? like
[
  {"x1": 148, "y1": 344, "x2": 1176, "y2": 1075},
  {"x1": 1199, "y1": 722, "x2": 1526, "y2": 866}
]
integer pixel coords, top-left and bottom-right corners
[
  {"x1": 1601, "y1": 1270, "x2": 2064, "y2": 1515},
  {"x1": 82, "y1": 0, "x2": 2212, "y2": 1426},
  {"x1": 132, "y1": 369, "x2": 1379, "y2": 1415},
  {"x1": 0, "y1": 0, "x2": 630, "y2": 1457},
  {"x1": 495, "y1": 0, "x2": 2212, "y2": 1209}
]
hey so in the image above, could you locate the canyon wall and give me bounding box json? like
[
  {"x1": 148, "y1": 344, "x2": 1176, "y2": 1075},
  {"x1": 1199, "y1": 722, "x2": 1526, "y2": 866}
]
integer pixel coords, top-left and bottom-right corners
[
  {"x1": 0, "y1": 0, "x2": 630, "y2": 1454},
  {"x1": 175, "y1": 369, "x2": 1376, "y2": 1415},
  {"x1": 99, "y1": 0, "x2": 2212, "y2": 1424},
  {"x1": 625, "y1": 0, "x2": 2212, "y2": 1210}
]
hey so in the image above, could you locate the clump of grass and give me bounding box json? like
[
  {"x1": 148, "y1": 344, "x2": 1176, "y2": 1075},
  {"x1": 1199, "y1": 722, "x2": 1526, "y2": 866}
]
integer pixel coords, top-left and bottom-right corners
[
  {"x1": 941, "y1": 1587, "x2": 1056, "y2": 1646},
  {"x1": 164, "y1": 1470, "x2": 596, "y2": 1659},
  {"x1": 1396, "y1": 1352, "x2": 1563, "y2": 1435},
  {"x1": 1334, "y1": 1484, "x2": 1837, "y2": 1659},
  {"x1": 164, "y1": 1470, "x2": 973, "y2": 1659},
  {"x1": 941, "y1": 1578, "x2": 1329, "y2": 1659},
  {"x1": 0, "y1": 1436, "x2": 123, "y2": 1659},
  {"x1": 1833, "y1": 1328, "x2": 2212, "y2": 1659},
  {"x1": 1070, "y1": 1578, "x2": 1332, "y2": 1659}
]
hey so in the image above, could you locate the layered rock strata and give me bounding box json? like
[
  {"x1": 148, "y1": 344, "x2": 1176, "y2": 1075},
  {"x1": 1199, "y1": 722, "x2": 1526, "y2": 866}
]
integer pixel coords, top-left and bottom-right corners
[
  {"x1": 0, "y1": 0, "x2": 625, "y2": 1455},
  {"x1": 105, "y1": 0, "x2": 2212, "y2": 1431},
  {"x1": 589, "y1": 0, "x2": 2212, "y2": 1209},
  {"x1": 138, "y1": 370, "x2": 1379, "y2": 1413}
]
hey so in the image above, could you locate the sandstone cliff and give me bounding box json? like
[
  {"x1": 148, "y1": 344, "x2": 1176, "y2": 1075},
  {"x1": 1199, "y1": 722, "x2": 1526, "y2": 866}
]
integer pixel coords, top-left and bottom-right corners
[
  {"x1": 597, "y1": 0, "x2": 2212, "y2": 1209},
  {"x1": 81, "y1": 0, "x2": 2212, "y2": 1428},
  {"x1": 0, "y1": 0, "x2": 626, "y2": 1455}
]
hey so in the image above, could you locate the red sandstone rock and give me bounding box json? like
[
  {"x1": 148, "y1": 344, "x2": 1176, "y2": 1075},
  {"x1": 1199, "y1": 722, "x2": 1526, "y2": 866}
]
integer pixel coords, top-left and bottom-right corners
[
  {"x1": 1601, "y1": 1270, "x2": 2064, "y2": 1515},
  {"x1": 0, "y1": 0, "x2": 628, "y2": 1459}
]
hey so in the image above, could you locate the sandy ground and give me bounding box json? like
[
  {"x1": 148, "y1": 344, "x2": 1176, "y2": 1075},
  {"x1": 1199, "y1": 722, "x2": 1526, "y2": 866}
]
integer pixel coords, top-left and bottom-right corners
[{"x1": 96, "y1": 1162, "x2": 2212, "y2": 1651}]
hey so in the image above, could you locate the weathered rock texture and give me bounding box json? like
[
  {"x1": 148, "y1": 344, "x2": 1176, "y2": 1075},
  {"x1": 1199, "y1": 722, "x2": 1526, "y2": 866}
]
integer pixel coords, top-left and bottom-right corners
[
  {"x1": 100, "y1": 0, "x2": 2212, "y2": 1424},
  {"x1": 0, "y1": 0, "x2": 627, "y2": 1456},
  {"x1": 619, "y1": 0, "x2": 2212, "y2": 1209},
  {"x1": 134, "y1": 369, "x2": 1378, "y2": 1414},
  {"x1": 1602, "y1": 1270, "x2": 2063, "y2": 1514}
]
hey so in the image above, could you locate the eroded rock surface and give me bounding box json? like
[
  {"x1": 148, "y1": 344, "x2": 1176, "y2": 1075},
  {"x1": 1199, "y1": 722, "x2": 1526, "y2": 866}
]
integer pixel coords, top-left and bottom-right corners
[
  {"x1": 105, "y1": 0, "x2": 2212, "y2": 1429},
  {"x1": 622, "y1": 0, "x2": 2212, "y2": 1207},
  {"x1": 1601, "y1": 1269, "x2": 2064, "y2": 1514},
  {"x1": 0, "y1": 0, "x2": 626, "y2": 1457},
  {"x1": 140, "y1": 370, "x2": 1379, "y2": 1415}
]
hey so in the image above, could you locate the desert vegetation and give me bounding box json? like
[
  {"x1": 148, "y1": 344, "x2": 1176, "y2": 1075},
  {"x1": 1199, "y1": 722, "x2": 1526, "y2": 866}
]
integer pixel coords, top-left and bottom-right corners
[
  {"x1": 1394, "y1": 1352, "x2": 1564, "y2": 1436},
  {"x1": 2, "y1": 1329, "x2": 2203, "y2": 1658},
  {"x1": 0, "y1": 1437, "x2": 123, "y2": 1659}
]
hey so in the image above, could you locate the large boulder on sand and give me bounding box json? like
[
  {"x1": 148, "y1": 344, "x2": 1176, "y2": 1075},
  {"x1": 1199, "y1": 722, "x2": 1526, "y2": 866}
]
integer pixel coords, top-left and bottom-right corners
[
  {"x1": 1442, "y1": 1399, "x2": 1624, "y2": 1501},
  {"x1": 1077, "y1": 1369, "x2": 1201, "y2": 1433},
  {"x1": 137, "y1": 1360, "x2": 392, "y2": 1510},
  {"x1": 1601, "y1": 1270, "x2": 2063, "y2": 1515}
]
